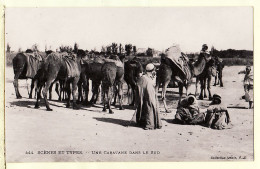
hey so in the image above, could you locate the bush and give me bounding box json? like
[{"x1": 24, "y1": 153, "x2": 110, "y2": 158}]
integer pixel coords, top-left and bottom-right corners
[
  {"x1": 222, "y1": 58, "x2": 253, "y2": 66},
  {"x1": 6, "y1": 52, "x2": 17, "y2": 66}
]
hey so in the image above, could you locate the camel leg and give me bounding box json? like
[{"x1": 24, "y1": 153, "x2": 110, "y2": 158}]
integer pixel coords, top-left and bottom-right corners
[
  {"x1": 178, "y1": 82, "x2": 184, "y2": 103},
  {"x1": 34, "y1": 79, "x2": 38, "y2": 99},
  {"x1": 58, "y1": 82, "x2": 63, "y2": 101},
  {"x1": 35, "y1": 84, "x2": 43, "y2": 109},
  {"x1": 13, "y1": 73, "x2": 22, "y2": 99},
  {"x1": 108, "y1": 86, "x2": 114, "y2": 114},
  {"x1": 112, "y1": 85, "x2": 117, "y2": 106},
  {"x1": 62, "y1": 81, "x2": 66, "y2": 101},
  {"x1": 72, "y1": 77, "x2": 80, "y2": 110},
  {"x1": 195, "y1": 78, "x2": 199, "y2": 97},
  {"x1": 65, "y1": 81, "x2": 71, "y2": 108},
  {"x1": 55, "y1": 82, "x2": 60, "y2": 101},
  {"x1": 29, "y1": 78, "x2": 35, "y2": 99},
  {"x1": 89, "y1": 82, "x2": 97, "y2": 104},
  {"x1": 77, "y1": 81, "x2": 82, "y2": 103},
  {"x1": 199, "y1": 79, "x2": 204, "y2": 100},
  {"x1": 42, "y1": 78, "x2": 56, "y2": 111},
  {"x1": 129, "y1": 84, "x2": 135, "y2": 106},
  {"x1": 204, "y1": 79, "x2": 207, "y2": 98},
  {"x1": 219, "y1": 71, "x2": 223, "y2": 87},
  {"x1": 118, "y1": 83, "x2": 124, "y2": 110},
  {"x1": 83, "y1": 78, "x2": 89, "y2": 105},
  {"x1": 94, "y1": 83, "x2": 102, "y2": 104},
  {"x1": 207, "y1": 76, "x2": 212, "y2": 100},
  {"x1": 162, "y1": 80, "x2": 171, "y2": 113},
  {"x1": 49, "y1": 82, "x2": 54, "y2": 100},
  {"x1": 102, "y1": 85, "x2": 107, "y2": 112}
]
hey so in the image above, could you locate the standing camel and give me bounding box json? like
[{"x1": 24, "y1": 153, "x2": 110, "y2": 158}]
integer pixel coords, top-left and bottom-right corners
[
  {"x1": 156, "y1": 52, "x2": 209, "y2": 113},
  {"x1": 34, "y1": 52, "x2": 81, "y2": 111},
  {"x1": 12, "y1": 50, "x2": 45, "y2": 99},
  {"x1": 124, "y1": 57, "x2": 144, "y2": 106},
  {"x1": 79, "y1": 56, "x2": 105, "y2": 105},
  {"x1": 101, "y1": 55, "x2": 125, "y2": 114},
  {"x1": 195, "y1": 59, "x2": 217, "y2": 100}
]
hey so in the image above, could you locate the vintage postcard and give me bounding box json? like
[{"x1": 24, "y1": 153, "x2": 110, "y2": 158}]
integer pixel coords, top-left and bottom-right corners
[{"x1": 1, "y1": 2, "x2": 258, "y2": 169}]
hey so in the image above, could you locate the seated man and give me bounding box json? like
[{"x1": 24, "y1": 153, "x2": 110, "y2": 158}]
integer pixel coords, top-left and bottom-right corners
[
  {"x1": 175, "y1": 94, "x2": 205, "y2": 125},
  {"x1": 205, "y1": 94, "x2": 232, "y2": 130}
]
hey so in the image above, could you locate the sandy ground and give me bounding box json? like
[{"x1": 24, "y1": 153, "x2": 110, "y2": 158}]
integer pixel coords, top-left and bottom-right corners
[{"x1": 5, "y1": 66, "x2": 253, "y2": 162}]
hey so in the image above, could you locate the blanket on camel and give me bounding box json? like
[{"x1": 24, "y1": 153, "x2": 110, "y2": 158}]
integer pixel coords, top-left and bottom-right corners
[
  {"x1": 86, "y1": 55, "x2": 124, "y2": 68},
  {"x1": 46, "y1": 52, "x2": 80, "y2": 78},
  {"x1": 24, "y1": 52, "x2": 42, "y2": 78}
]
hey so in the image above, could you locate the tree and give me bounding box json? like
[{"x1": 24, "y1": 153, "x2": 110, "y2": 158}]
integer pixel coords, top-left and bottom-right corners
[
  {"x1": 125, "y1": 44, "x2": 133, "y2": 56},
  {"x1": 146, "y1": 47, "x2": 153, "y2": 57},
  {"x1": 60, "y1": 45, "x2": 73, "y2": 52},
  {"x1": 101, "y1": 46, "x2": 106, "y2": 53},
  {"x1": 18, "y1": 48, "x2": 22, "y2": 53},
  {"x1": 133, "y1": 46, "x2": 136, "y2": 55},
  {"x1": 74, "y1": 43, "x2": 79, "y2": 53},
  {"x1": 6, "y1": 43, "x2": 11, "y2": 53},
  {"x1": 111, "y1": 43, "x2": 118, "y2": 54}
]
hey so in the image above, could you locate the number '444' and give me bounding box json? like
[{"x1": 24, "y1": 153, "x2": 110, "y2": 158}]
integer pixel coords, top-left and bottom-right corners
[{"x1": 25, "y1": 151, "x2": 34, "y2": 154}]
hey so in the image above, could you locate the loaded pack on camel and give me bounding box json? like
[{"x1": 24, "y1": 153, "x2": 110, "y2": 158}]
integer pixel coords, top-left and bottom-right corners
[
  {"x1": 12, "y1": 50, "x2": 45, "y2": 99},
  {"x1": 34, "y1": 51, "x2": 82, "y2": 111},
  {"x1": 156, "y1": 44, "x2": 215, "y2": 113}
]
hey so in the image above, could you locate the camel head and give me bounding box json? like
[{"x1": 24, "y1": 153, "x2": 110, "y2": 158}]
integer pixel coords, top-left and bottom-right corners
[
  {"x1": 25, "y1": 49, "x2": 33, "y2": 53},
  {"x1": 76, "y1": 49, "x2": 86, "y2": 59},
  {"x1": 45, "y1": 50, "x2": 54, "y2": 55}
]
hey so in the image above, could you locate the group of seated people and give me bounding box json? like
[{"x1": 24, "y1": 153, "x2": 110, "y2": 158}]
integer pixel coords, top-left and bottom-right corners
[{"x1": 175, "y1": 93, "x2": 232, "y2": 130}]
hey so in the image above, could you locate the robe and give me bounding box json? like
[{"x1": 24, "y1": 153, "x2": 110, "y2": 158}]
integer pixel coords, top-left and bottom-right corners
[{"x1": 133, "y1": 74, "x2": 162, "y2": 130}]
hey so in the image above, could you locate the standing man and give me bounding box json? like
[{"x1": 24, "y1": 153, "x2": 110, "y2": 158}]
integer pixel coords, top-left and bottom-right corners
[
  {"x1": 133, "y1": 63, "x2": 162, "y2": 130},
  {"x1": 238, "y1": 65, "x2": 253, "y2": 109},
  {"x1": 200, "y1": 44, "x2": 211, "y2": 61}
]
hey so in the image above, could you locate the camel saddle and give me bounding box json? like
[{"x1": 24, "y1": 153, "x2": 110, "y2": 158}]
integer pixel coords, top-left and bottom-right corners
[
  {"x1": 23, "y1": 52, "x2": 43, "y2": 78},
  {"x1": 165, "y1": 45, "x2": 192, "y2": 81}
]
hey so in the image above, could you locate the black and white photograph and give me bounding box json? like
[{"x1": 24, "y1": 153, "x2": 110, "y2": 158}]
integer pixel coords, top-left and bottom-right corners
[{"x1": 4, "y1": 7, "x2": 253, "y2": 162}]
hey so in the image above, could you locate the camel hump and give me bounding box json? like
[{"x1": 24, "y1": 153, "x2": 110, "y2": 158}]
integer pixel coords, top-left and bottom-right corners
[{"x1": 103, "y1": 56, "x2": 124, "y2": 68}]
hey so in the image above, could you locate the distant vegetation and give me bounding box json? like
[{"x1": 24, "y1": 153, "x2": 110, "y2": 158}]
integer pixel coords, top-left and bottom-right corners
[{"x1": 5, "y1": 42, "x2": 253, "y2": 67}]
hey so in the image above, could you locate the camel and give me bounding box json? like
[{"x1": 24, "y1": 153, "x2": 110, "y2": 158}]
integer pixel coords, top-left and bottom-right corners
[
  {"x1": 12, "y1": 50, "x2": 46, "y2": 99},
  {"x1": 101, "y1": 55, "x2": 125, "y2": 114},
  {"x1": 156, "y1": 52, "x2": 210, "y2": 113},
  {"x1": 195, "y1": 59, "x2": 217, "y2": 100},
  {"x1": 124, "y1": 57, "x2": 144, "y2": 106},
  {"x1": 34, "y1": 51, "x2": 83, "y2": 111},
  {"x1": 81, "y1": 61, "x2": 103, "y2": 105}
]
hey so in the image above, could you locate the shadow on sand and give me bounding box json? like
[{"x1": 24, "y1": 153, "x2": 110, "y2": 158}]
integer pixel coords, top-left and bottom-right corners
[
  {"x1": 9, "y1": 100, "x2": 36, "y2": 108},
  {"x1": 9, "y1": 99, "x2": 66, "y2": 109},
  {"x1": 93, "y1": 117, "x2": 137, "y2": 127}
]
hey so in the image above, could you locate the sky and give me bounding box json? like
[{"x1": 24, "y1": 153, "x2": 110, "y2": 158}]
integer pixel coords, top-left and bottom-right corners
[{"x1": 5, "y1": 7, "x2": 253, "y2": 53}]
